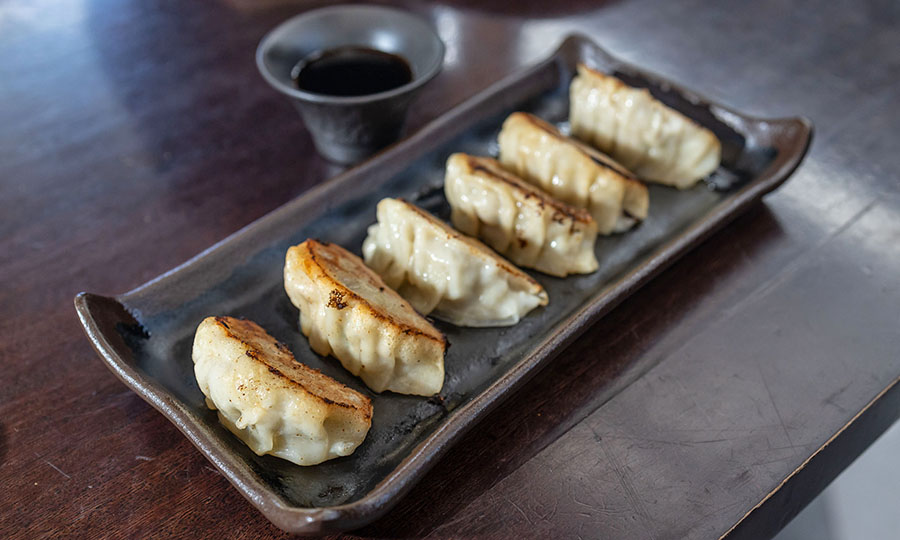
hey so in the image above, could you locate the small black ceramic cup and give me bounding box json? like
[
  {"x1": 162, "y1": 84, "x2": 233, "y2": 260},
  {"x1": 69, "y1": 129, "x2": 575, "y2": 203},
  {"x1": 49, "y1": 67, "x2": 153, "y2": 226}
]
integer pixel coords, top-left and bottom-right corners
[{"x1": 256, "y1": 5, "x2": 445, "y2": 164}]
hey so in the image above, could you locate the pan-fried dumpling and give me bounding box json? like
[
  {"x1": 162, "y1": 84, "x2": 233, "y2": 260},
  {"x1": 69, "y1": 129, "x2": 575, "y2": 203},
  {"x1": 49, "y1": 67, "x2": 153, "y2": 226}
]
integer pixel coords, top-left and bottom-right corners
[
  {"x1": 192, "y1": 316, "x2": 373, "y2": 466},
  {"x1": 444, "y1": 153, "x2": 598, "y2": 277},
  {"x1": 570, "y1": 64, "x2": 721, "y2": 189},
  {"x1": 497, "y1": 112, "x2": 649, "y2": 235},
  {"x1": 362, "y1": 198, "x2": 548, "y2": 327},
  {"x1": 284, "y1": 239, "x2": 445, "y2": 396}
]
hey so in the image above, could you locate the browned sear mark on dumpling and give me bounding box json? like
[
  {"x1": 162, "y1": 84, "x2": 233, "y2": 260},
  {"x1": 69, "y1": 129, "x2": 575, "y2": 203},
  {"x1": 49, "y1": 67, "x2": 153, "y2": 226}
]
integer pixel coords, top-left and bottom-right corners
[{"x1": 328, "y1": 289, "x2": 348, "y2": 309}]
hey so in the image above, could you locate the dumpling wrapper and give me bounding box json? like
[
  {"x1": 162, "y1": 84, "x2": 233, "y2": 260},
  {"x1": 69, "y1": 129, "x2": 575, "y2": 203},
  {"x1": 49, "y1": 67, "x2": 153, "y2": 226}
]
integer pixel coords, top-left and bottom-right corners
[
  {"x1": 497, "y1": 112, "x2": 649, "y2": 235},
  {"x1": 362, "y1": 197, "x2": 549, "y2": 327},
  {"x1": 192, "y1": 316, "x2": 373, "y2": 466},
  {"x1": 444, "y1": 153, "x2": 599, "y2": 277},
  {"x1": 570, "y1": 64, "x2": 721, "y2": 189},
  {"x1": 284, "y1": 239, "x2": 446, "y2": 396}
]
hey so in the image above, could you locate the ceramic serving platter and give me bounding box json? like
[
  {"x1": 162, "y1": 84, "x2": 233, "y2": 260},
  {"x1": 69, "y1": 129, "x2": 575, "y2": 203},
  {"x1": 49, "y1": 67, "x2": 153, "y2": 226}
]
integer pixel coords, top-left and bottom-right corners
[{"x1": 75, "y1": 35, "x2": 812, "y2": 535}]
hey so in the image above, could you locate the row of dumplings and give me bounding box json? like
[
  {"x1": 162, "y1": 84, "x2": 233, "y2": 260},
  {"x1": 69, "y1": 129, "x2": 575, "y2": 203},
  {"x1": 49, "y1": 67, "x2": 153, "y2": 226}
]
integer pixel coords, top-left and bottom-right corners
[{"x1": 191, "y1": 64, "x2": 722, "y2": 465}]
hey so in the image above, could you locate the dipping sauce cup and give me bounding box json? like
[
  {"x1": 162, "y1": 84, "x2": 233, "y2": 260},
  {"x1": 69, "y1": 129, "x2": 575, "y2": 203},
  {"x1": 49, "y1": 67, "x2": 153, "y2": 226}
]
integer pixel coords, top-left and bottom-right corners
[{"x1": 256, "y1": 5, "x2": 445, "y2": 164}]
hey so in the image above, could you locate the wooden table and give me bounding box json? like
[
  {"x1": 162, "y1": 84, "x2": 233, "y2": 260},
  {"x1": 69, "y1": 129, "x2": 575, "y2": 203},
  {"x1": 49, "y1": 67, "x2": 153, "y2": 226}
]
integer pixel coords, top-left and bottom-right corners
[{"x1": 2, "y1": 0, "x2": 898, "y2": 538}]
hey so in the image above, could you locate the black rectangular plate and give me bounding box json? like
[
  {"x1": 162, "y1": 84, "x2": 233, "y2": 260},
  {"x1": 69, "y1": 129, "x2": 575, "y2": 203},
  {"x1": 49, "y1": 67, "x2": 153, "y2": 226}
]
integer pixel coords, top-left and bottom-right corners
[{"x1": 75, "y1": 35, "x2": 812, "y2": 535}]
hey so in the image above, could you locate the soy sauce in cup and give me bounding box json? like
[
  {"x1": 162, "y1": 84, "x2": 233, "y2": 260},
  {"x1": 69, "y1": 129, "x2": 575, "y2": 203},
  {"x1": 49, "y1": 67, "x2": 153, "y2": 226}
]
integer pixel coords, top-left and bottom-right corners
[{"x1": 291, "y1": 46, "x2": 413, "y2": 97}]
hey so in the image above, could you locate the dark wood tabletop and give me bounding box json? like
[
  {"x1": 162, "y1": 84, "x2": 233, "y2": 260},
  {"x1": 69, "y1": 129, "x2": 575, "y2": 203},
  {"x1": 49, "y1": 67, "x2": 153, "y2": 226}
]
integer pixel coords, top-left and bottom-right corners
[{"x1": 2, "y1": 0, "x2": 898, "y2": 538}]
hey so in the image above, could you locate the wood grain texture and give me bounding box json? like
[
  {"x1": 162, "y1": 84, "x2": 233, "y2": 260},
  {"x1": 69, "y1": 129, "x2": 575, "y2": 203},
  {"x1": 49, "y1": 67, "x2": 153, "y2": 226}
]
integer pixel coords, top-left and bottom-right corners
[{"x1": 1, "y1": 0, "x2": 897, "y2": 538}]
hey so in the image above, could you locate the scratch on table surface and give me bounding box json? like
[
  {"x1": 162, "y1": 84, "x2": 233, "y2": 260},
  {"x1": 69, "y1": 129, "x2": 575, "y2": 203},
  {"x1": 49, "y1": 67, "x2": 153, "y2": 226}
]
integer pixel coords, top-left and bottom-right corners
[
  {"x1": 752, "y1": 454, "x2": 797, "y2": 467},
  {"x1": 535, "y1": 497, "x2": 559, "y2": 523},
  {"x1": 605, "y1": 435, "x2": 731, "y2": 448},
  {"x1": 769, "y1": 442, "x2": 809, "y2": 453},
  {"x1": 135, "y1": 455, "x2": 154, "y2": 461},
  {"x1": 505, "y1": 495, "x2": 534, "y2": 526},
  {"x1": 671, "y1": 374, "x2": 715, "y2": 427},
  {"x1": 756, "y1": 361, "x2": 797, "y2": 456},
  {"x1": 45, "y1": 459, "x2": 71, "y2": 479},
  {"x1": 571, "y1": 491, "x2": 596, "y2": 510},
  {"x1": 591, "y1": 425, "x2": 657, "y2": 540},
  {"x1": 823, "y1": 381, "x2": 852, "y2": 412},
  {"x1": 563, "y1": 442, "x2": 601, "y2": 464}
]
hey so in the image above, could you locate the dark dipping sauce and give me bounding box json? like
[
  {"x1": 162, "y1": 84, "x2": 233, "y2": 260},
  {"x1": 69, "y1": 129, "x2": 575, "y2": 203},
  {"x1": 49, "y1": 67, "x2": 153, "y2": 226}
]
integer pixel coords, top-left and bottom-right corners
[{"x1": 291, "y1": 46, "x2": 413, "y2": 97}]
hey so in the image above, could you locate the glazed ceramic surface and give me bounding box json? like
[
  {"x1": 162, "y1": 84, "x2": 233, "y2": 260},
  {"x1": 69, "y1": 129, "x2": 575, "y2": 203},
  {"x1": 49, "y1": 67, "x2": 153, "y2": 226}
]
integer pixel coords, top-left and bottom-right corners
[{"x1": 76, "y1": 35, "x2": 811, "y2": 534}]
